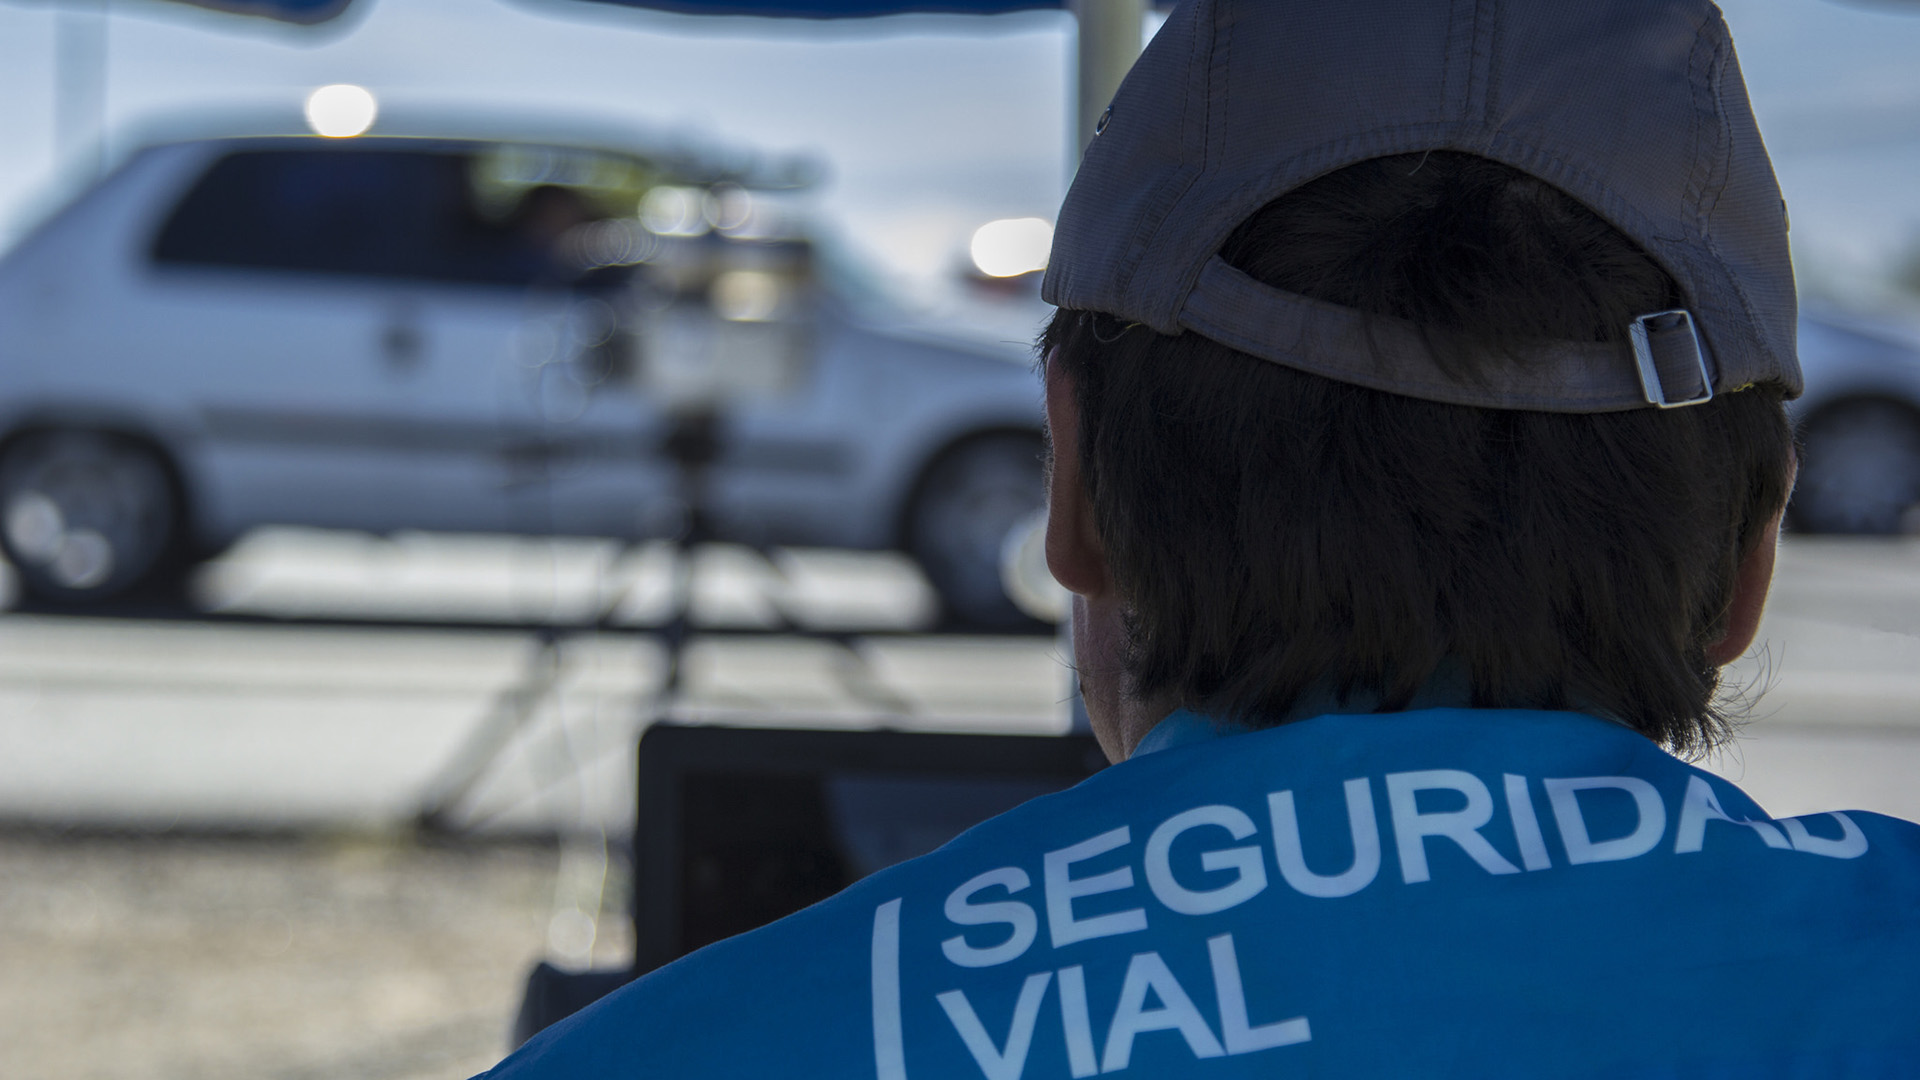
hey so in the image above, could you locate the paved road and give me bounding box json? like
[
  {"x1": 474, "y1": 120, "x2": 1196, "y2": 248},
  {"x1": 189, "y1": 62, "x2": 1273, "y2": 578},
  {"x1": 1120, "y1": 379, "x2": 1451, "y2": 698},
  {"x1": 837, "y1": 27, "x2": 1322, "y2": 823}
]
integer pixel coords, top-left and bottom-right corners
[
  {"x1": 0, "y1": 529, "x2": 1915, "y2": 834},
  {"x1": 0, "y1": 529, "x2": 1070, "y2": 835},
  {"x1": 1711, "y1": 538, "x2": 1920, "y2": 820}
]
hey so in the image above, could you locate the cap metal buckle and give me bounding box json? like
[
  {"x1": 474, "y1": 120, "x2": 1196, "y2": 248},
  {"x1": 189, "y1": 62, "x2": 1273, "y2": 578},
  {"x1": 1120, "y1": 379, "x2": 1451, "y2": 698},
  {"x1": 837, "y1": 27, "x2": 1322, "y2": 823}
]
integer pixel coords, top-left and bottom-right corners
[{"x1": 1628, "y1": 309, "x2": 1713, "y2": 409}]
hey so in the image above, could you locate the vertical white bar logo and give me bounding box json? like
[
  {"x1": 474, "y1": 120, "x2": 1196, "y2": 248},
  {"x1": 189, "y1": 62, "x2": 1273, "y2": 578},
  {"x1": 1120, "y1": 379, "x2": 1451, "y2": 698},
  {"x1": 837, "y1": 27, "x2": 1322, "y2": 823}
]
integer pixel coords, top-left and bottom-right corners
[{"x1": 873, "y1": 899, "x2": 908, "y2": 1080}]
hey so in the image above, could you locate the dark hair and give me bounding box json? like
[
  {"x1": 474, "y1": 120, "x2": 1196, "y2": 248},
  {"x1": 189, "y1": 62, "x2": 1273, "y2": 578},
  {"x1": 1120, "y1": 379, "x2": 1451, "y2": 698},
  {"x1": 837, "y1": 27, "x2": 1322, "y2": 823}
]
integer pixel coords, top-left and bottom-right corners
[{"x1": 1042, "y1": 152, "x2": 1794, "y2": 756}]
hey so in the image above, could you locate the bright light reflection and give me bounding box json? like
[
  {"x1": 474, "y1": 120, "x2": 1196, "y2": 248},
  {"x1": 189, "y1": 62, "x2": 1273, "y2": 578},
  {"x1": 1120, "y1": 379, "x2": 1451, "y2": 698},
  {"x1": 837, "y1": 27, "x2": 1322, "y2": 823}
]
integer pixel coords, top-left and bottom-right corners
[
  {"x1": 304, "y1": 84, "x2": 378, "y2": 138},
  {"x1": 969, "y1": 217, "x2": 1053, "y2": 278},
  {"x1": 711, "y1": 271, "x2": 783, "y2": 322},
  {"x1": 641, "y1": 187, "x2": 710, "y2": 237}
]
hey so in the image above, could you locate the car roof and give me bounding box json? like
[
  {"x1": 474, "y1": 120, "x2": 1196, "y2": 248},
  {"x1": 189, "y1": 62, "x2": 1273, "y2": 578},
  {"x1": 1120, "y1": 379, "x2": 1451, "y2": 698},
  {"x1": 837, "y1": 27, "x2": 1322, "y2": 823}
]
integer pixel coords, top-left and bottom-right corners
[
  {"x1": 120, "y1": 111, "x2": 820, "y2": 192},
  {"x1": 1803, "y1": 307, "x2": 1920, "y2": 357}
]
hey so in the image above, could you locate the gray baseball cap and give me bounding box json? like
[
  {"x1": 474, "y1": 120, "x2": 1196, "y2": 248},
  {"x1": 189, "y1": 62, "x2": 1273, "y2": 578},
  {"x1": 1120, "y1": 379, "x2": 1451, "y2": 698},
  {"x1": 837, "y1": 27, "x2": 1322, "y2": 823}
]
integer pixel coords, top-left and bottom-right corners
[{"x1": 1042, "y1": 0, "x2": 1802, "y2": 412}]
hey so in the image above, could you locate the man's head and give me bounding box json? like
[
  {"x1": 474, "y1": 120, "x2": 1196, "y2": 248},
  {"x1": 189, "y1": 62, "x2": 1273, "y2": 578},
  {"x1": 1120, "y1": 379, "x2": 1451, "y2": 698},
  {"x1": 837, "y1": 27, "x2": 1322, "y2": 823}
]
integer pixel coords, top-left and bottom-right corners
[{"x1": 1038, "y1": 0, "x2": 1800, "y2": 761}]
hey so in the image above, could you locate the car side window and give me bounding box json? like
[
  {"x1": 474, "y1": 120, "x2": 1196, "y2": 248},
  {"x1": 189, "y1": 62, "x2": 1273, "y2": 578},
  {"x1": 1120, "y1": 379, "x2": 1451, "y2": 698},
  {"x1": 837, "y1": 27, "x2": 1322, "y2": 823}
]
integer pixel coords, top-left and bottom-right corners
[{"x1": 151, "y1": 147, "x2": 537, "y2": 287}]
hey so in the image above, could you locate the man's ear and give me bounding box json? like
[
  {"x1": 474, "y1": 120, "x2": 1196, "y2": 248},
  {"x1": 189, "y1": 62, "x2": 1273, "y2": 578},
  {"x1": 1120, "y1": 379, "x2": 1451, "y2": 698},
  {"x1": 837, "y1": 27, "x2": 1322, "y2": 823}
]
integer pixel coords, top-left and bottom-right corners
[
  {"x1": 1703, "y1": 510, "x2": 1783, "y2": 668},
  {"x1": 1043, "y1": 352, "x2": 1112, "y2": 598}
]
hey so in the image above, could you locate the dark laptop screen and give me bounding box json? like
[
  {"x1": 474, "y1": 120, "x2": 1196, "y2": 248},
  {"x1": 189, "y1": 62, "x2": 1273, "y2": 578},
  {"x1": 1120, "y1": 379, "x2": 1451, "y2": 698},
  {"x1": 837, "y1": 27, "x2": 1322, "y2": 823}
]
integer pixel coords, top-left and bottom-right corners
[{"x1": 634, "y1": 725, "x2": 1107, "y2": 974}]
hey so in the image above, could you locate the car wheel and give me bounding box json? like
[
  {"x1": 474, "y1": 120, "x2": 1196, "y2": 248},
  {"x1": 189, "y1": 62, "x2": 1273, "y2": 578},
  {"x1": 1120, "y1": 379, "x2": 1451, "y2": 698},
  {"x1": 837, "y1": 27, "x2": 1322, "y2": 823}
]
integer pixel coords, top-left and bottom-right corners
[
  {"x1": 0, "y1": 431, "x2": 181, "y2": 604},
  {"x1": 1791, "y1": 400, "x2": 1920, "y2": 535},
  {"x1": 908, "y1": 434, "x2": 1046, "y2": 630}
]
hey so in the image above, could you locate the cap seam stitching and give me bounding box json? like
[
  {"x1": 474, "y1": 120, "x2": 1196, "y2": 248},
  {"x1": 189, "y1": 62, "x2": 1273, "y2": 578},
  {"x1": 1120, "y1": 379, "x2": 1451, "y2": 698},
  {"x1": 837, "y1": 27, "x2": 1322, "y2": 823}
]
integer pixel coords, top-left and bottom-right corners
[
  {"x1": 1212, "y1": 0, "x2": 1231, "y2": 175},
  {"x1": 1464, "y1": 0, "x2": 1480, "y2": 124},
  {"x1": 1472, "y1": 0, "x2": 1498, "y2": 133},
  {"x1": 1113, "y1": 0, "x2": 1217, "y2": 318},
  {"x1": 1683, "y1": 18, "x2": 1716, "y2": 235},
  {"x1": 1696, "y1": 25, "x2": 1733, "y2": 225},
  {"x1": 1126, "y1": 0, "x2": 1225, "y2": 324},
  {"x1": 1699, "y1": 19, "x2": 1768, "y2": 383}
]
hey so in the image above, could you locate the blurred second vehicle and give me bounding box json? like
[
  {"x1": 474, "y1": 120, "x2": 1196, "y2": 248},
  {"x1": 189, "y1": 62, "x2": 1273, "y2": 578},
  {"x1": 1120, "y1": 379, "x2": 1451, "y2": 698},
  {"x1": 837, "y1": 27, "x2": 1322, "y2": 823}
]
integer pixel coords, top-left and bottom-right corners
[{"x1": 0, "y1": 127, "x2": 1048, "y2": 627}]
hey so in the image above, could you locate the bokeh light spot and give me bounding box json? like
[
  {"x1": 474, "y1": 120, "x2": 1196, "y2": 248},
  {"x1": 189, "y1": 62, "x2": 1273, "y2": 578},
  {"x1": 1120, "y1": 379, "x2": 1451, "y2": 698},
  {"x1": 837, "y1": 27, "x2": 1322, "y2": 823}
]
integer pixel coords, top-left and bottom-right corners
[
  {"x1": 711, "y1": 271, "x2": 783, "y2": 322},
  {"x1": 304, "y1": 84, "x2": 378, "y2": 138},
  {"x1": 969, "y1": 217, "x2": 1053, "y2": 278}
]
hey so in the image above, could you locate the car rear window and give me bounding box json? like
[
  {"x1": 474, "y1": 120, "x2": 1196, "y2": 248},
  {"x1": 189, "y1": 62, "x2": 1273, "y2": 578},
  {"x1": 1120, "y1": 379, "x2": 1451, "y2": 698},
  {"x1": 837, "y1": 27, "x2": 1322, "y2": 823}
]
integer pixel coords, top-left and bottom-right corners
[{"x1": 151, "y1": 146, "x2": 598, "y2": 287}]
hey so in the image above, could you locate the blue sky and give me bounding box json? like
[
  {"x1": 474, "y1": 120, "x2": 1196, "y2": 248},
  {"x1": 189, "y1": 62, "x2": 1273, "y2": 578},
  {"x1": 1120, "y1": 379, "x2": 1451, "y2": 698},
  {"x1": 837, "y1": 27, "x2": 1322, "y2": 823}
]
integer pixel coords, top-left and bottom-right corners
[{"x1": 1, "y1": 0, "x2": 1918, "y2": 309}]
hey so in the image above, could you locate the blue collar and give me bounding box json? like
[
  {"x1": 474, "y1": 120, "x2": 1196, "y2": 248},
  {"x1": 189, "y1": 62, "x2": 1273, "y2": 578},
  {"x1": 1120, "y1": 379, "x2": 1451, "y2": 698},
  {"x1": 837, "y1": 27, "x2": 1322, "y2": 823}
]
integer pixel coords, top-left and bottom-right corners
[
  {"x1": 1130, "y1": 709, "x2": 1251, "y2": 757},
  {"x1": 1131, "y1": 662, "x2": 1480, "y2": 759}
]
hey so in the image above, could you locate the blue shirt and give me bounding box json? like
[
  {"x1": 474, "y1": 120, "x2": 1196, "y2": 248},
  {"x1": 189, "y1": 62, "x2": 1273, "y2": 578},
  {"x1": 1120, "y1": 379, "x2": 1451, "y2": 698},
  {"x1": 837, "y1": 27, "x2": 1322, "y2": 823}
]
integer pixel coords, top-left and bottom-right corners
[{"x1": 478, "y1": 708, "x2": 1920, "y2": 1078}]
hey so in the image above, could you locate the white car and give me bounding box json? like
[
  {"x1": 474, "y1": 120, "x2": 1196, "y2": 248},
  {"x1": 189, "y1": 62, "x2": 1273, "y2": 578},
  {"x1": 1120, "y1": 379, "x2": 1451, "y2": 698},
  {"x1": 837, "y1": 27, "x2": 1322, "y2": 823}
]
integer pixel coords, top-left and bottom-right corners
[
  {"x1": 1787, "y1": 313, "x2": 1920, "y2": 536},
  {"x1": 0, "y1": 132, "x2": 1047, "y2": 626}
]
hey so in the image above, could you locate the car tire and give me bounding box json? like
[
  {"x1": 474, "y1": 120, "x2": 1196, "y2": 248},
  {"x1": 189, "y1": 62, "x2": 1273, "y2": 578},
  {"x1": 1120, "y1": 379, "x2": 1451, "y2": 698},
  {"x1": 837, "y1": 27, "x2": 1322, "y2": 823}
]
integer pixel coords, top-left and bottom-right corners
[
  {"x1": 908, "y1": 434, "x2": 1047, "y2": 630},
  {"x1": 0, "y1": 431, "x2": 183, "y2": 605},
  {"x1": 1791, "y1": 400, "x2": 1920, "y2": 535}
]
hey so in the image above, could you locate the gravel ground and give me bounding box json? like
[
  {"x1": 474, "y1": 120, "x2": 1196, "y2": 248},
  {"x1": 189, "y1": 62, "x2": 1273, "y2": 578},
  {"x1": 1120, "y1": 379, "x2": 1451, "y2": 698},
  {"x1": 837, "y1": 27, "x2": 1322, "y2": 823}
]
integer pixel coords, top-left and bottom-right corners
[{"x1": 0, "y1": 831, "x2": 630, "y2": 1080}]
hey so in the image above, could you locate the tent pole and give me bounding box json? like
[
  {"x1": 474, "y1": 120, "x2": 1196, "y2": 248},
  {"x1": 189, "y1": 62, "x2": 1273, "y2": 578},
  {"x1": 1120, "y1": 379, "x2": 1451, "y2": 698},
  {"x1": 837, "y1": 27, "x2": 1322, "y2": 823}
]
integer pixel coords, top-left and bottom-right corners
[
  {"x1": 1061, "y1": 1, "x2": 1142, "y2": 736},
  {"x1": 54, "y1": 0, "x2": 111, "y2": 179},
  {"x1": 1070, "y1": 0, "x2": 1145, "y2": 159}
]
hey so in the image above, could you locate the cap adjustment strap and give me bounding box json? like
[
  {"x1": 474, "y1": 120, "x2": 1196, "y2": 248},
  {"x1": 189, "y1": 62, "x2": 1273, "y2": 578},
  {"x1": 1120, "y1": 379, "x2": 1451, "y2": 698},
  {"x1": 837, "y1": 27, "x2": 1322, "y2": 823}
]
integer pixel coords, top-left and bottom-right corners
[
  {"x1": 1176, "y1": 257, "x2": 1722, "y2": 414},
  {"x1": 1628, "y1": 310, "x2": 1713, "y2": 409}
]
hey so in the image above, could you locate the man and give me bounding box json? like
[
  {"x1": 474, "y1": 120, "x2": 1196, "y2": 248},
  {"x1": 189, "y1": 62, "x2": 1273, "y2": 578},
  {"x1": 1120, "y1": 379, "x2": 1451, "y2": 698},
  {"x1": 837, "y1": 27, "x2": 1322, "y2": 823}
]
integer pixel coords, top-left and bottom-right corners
[{"x1": 478, "y1": 0, "x2": 1920, "y2": 1076}]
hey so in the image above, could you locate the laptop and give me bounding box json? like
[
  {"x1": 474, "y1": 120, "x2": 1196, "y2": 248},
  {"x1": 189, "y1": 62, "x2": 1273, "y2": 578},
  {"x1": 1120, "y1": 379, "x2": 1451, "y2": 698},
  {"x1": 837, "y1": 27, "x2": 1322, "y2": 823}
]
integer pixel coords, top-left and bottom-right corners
[{"x1": 513, "y1": 722, "x2": 1106, "y2": 1043}]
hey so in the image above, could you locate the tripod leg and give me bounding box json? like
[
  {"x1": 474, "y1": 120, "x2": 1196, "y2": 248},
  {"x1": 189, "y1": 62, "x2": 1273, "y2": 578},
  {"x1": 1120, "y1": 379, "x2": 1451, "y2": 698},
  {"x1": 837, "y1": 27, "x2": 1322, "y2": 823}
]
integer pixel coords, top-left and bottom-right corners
[{"x1": 414, "y1": 632, "x2": 565, "y2": 832}]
